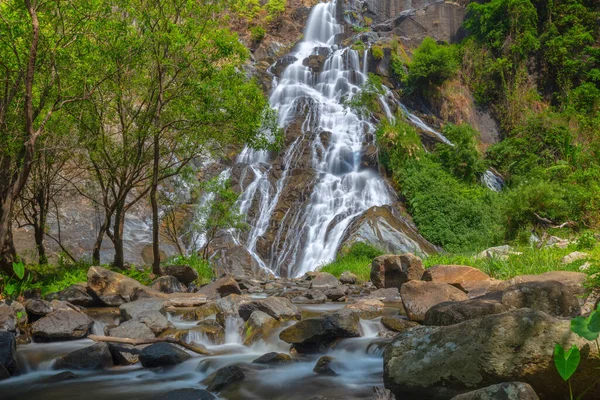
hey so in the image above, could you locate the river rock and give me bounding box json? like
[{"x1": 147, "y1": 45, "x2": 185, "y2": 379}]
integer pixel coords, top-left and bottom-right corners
[
  {"x1": 323, "y1": 286, "x2": 347, "y2": 301},
  {"x1": 108, "y1": 343, "x2": 143, "y2": 365},
  {"x1": 151, "y1": 276, "x2": 187, "y2": 294},
  {"x1": 504, "y1": 271, "x2": 587, "y2": 297},
  {"x1": 195, "y1": 320, "x2": 225, "y2": 344},
  {"x1": 310, "y1": 272, "x2": 340, "y2": 290},
  {"x1": 120, "y1": 299, "x2": 166, "y2": 320},
  {"x1": 339, "y1": 271, "x2": 357, "y2": 285},
  {"x1": 238, "y1": 296, "x2": 301, "y2": 322},
  {"x1": 306, "y1": 289, "x2": 328, "y2": 303},
  {"x1": 48, "y1": 283, "x2": 98, "y2": 307},
  {"x1": 313, "y1": 356, "x2": 336, "y2": 375},
  {"x1": 252, "y1": 352, "x2": 292, "y2": 365},
  {"x1": 424, "y1": 298, "x2": 512, "y2": 326},
  {"x1": 162, "y1": 265, "x2": 198, "y2": 285},
  {"x1": 0, "y1": 304, "x2": 16, "y2": 332},
  {"x1": 383, "y1": 308, "x2": 600, "y2": 399},
  {"x1": 450, "y1": 382, "x2": 539, "y2": 400},
  {"x1": 371, "y1": 254, "x2": 424, "y2": 289},
  {"x1": 150, "y1": 389, "x2": 216, "y2": 400},
  {"x1": 137, "y1": 311, "x2": 173, "y2": 335},
  {"x1": 10, "y1": 301, "x2": 27, "y2": 326},
  {"x1": 87, "y1": 266, "x2": 145, "y2": 306},
  {"x1": 501, "y1": 281, "x2": 580, "y2": 317},
  {"x1": 31, "y1": 310, "x2": 93, "y2": 341},
  {"x1": 108, "y1": 320, "x2": 156, "y2": 339},
  {"x1": 279, "y1": 309, "x2": 360, "y2": 353},
  {"x1": 39, "y1": 371, "x2": 79, "y2": 383},
  {"x1": 401, "y1": 281, "x2": 469, "y2": 322},
  {"x1": 54, "y1": 342, "x2": 113, "y2": 370},
  {"x1": 24, "y1": 299, "x2": 53, "y2": 317},
  {"x1": 381, "y1": 315, "x2": 419, "y2": 332},
  {"x1": 243, "y1": 311, "x2": 280, "y2": 345},
  {"x1": 204, "y1": 365, "x2": 245, "y2": 392},
  {"x1": 195, "y1": 294, "x2": 250, "y2": 326},
  {"x1": 344, "y1": 298, "x2": 385, "y2": 319},
  {"x1": 0, "y1": 364, "x2": 9, "y2": 380},
  {"x1": 422, "y1": 265, "x2": 490, "y2": 291},
  {"x1": 198, "y1": 275, "x2": 242, "y2": 299},
  {"x1": 0, "y1": 331, "x2": 18, "y2": 375},
  {"x1": 139, "y1": 343, "x2": 191, "y2": 368}
]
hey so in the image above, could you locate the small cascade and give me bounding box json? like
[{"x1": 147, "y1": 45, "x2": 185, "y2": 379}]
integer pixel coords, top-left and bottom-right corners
[
  {"x1": 359, "y1": 317, "x2": 385, "y2": 338},
  {"x1": 224, "y1": 316, "x2": 245, "y2": 345}
]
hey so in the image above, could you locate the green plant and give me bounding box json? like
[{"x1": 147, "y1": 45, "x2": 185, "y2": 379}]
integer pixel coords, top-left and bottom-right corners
[
  {"x1": 554, "y1": 343, "x2": 581, "y2": 399},
  {"x1": 250, "y1": 25, "x2": 266, "y2": 42},
  {"x1": 167, "y1": 253, "x2": 213, "y2": 284},
  {"x1": 577, "y1": 232, "x2": 596, "y2": 250},
  {"x1": 321, "y1": 243, "x2": 384, "y2": 282},
  {"x1": 407, "y1": 37, "x2": 458, "y2": 91},
  {"x1": 12, "y1": 261, "x2": 25, "y2": 280},
  {"x1": 371, "y1": 45, "x2": 384, "y2": 60}
]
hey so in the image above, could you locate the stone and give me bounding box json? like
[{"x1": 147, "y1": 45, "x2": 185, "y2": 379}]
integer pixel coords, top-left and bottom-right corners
[
  {"x1": 424, "y1": 298, "x2": 512, "y2": 326},
  {"x1": 39, "y1": 371, "x2": 78, "y2": 384},
  {"x1": 50, "y1": 283, "x2": 98, "y2": 307},
  {"x1": 151, "y1": 276, "x2": 187, "y2": 294},
  {"x1": 196, "y1": 294, "x2": 251, "y2": 326},
  {"x1": 400, "y1": 281, "x2": 469, "y2": 322},
  {"x1": 0, "y1": 305, "x2": 16, "y2": 332},
  {"x1": 562, "y1": 251, "x2": 589, "y2": 264},
  {"x1": 198, "y1": 275, "x2": 242, "y2": 299},
  {"x1": 252, "y1": 352, "x2": 292, "y2": 365},
  {"x1": 371, "y1": 254, "x2": 424, "y2": 289},
  {"x1": 313, "y1": 356, "x2": 336, "y2": 375},
  {"x1": 339, "y1": 271, "x2": 357, "y2": 285},
  {"x1": 369, "y1": 287, "x2": 402, "y2": 303},
  {"x1": 149, "y1": 389, "x2": 216, "y2": 400},
  {"x1": 279, "y1": 309, "x2": 360, "y2": 353},
  {"x1": 450, "y1": 382, "x2": 539, "y2": 400},
  {"x1": 501, "y1": 281, "x2": 580, "y2": 318},
  {"x1": 10, "y1": 301, "x2": 27, "y2": 325},
  {"x1": 108, "y1": 343, "x2": 143, "y2": 365},
  {"x1": 24, "y1": 299, "x2": 53, "y2": 317},
  {"x1": 108, "y1": 320, "x2": 156, "y2": 339},
  {"x1": 305, "y1": 289, "x2": 328, "y2": 303},
  {"x1": 0, "y1": 363, "x2": 9, "y2": 380},
  {"x1": 381, "y1": 316, "x2": 419, "y2": 332},
  {"x1": 505, "y1": 271, "x2": 587, "y2": 296},
  {"x1": 87, "y1": 266, "x2": 146, "y2": 306},
  {"x1": 271, "y1": 55, "x2": 298, "y2": 77},
  {"x1": 31, "y1": 310, "x2": 93, "y2": 341},
  {"x1": 139, "y1": 343, "x2": 191, "y2": 368},
  {"x1": 422, "y1": 265, "x2": 490, "y2": 291},
  {"x1": 120, "y1": 299, "x2": 166, "y2": 320},
  {"x1": 238, "y1": 296, "x2": 301, "y2": 322},
  {"x1": 161, "y1": 265, "x2": 199, "y2": 285},
  {"x1": 310, "y1": 272, "x2": 340, "y2": 290},
  {"x1": 344, "y1": 299, "x2": 385, "y2": 319},
  {"x1": 383, "y1": 309, "x2": 600, "y2": 399},
  {"x1": 476, "y1": 245, "x2": 521, "y2": 260},
  {"x1": 323, "y1": 286, "x2": 347, "y2": 301},
  {"x1": 54, "y1": 343, "x2": 113, "y2": 370},
  {"x1": 204, "y1": 365, "x2": 245, "y2": 392},
  {"x1": 137, "y1": 311, "x2": 173, "y2": 335},
  {"x1": 243, "y1": 310, "x2": 280, "y2": 345},
  {"x1": 0, "y1": 331, "x2": 18, "y2": 375},
  {"x1": 195, "y1": 320, "x2": 226, "y2": 344}
]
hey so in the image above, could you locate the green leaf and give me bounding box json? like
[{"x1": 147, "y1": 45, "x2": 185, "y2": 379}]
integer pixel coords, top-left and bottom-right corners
[
  {"x1": 571, "y1": 310, "x2": 600, "y2": 340},
  {"x1": 12, "y1": 262, "x2": 25, "y2": 280},
  {"x1": 554, "y1": 344, "x2": 581, "y2": 381}
]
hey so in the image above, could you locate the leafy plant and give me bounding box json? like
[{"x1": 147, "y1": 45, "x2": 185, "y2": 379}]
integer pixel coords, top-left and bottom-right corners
[
  {"x1": 577, "y1": 232, "x2": 597, "y2": 250},
  {"x1": 12, "y1": 261, "x2": 25, "y2": 280},
  {"x1": 554, "y1": 343, "x2": 581, "y2": 399},
  {"x1": 371, "y1": 45, "x2": 384, "y2": 60},
  {"x1": 250, "y1": 25, "x2": 266, "y2": 42}
]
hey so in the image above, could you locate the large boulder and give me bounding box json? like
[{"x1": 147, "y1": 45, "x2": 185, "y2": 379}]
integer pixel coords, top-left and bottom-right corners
[
  {"x1": 400, "y1": 281, "x2": 469, "y2": 322},
  {"x1": 424, "y1": 298, "x2": 512, "y2": 326},
  {"x1": 87, "y1": 266, "x2": 145, "y2": 306},
  {"x1": 344, "y1": 299, "x2": 385, "y2": 319},
  {"x1": 204, "y1": 365, "x2": 245, "y2": 392},
  {"x1": 0, "y1": 331, "x2": 18, "y2": 375},
  {"x1": 371, "y1": 254, "x2": 424, "y2": 289},
  {"x1": 383, "y1": 309, "x2": 600, "y2": 399},
  {"x1": 139, "y1": 343, "x2": 191, "y2": 368},
  {"x1": 310, "y1": 273, "x2": 340, "y2": 290},
  {"x1": 339, "y1": 271, "x2": 357, "y2": 285},
  {"x1": 238, "y1": 297, "x2": 301, "y2": 322},
  {"x1": 108, "y1": 320, "x2": 156, "y2": 339},
  {"x1": 24, "y1": 299, "x2": 54, "y2": 318},
  {"x1": 504, "y1": 271, "x2": 587, "y2": 297},
  {"x1": 108, "y1": 343, "x2": 143, "y2": 365},
  {"x1": 54, "y1": 342, "x2": 113, "y2": 370},
  {"x1": 196, "y1": 294, "x2": 251, "y2": 326},
  {"x1": 120, "y1": 299, "x2": 166, "y2": 320},
  {"x1": 501, "y1": 281, "x2": 580, "y2": 318},
  {"x1": 242, "y1": 311, "x2": 280, "y2": 345},
  {"x1": 161, "y1": 265, "x2": 199, "y2": 285},
  {"x1": 198, "y1": 275, "x2": 242, "y2": 299},
  {"x1": 151, "y1": 276, "x2": 187, "y2": 294},
  {"x1": 422, "y1": 265, "x2": 490, "y2": 291},
  {"x1": 450, "y1": 382, "x2": 539, "y2": 400},
  {"x1": 31, "y1": 310, "x2": 93, "y2": 341},
  {"x1": 279, "y1": 309, "x2": 360, "y2": 353},
  {"x1": 47, "y1": 283, "x2": 98, "y2": 307}
]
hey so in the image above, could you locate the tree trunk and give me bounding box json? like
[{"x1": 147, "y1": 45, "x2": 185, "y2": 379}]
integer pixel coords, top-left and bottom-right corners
[
  {"x1": 112, "y1": 202, "x2": 126, "y2": 268},
  {"x1": 92, "y1": 214, "x2": 111, "y2": 265},
  {"x1": 34, "y1": 187, "x2": 48, "y2": 265},
  {"x1": 151, "y1": 133, "x2": 161, "y2": 275}
]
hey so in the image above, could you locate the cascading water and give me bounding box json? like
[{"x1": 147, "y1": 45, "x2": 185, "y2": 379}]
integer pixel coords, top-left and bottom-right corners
[{"x1": 236, "y1": 0, "x2": 394, "y2": 277}]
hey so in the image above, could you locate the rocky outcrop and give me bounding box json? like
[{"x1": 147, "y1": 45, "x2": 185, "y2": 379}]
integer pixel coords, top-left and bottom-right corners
[
  {"x1": 383, "y1": 309, "x2": 600, "y2": 399},
  {"x1": 31, "y1": 310, "x2": 93, "y2": 341},
  {"x1": 139, "y1": 343, "x2": 191, "y2": 368},
  {"x1": 54, "y1": 343, "x2": 113, "y2": 370},
  {"x1": 371, "y1": 253, "x2": 425, "y2": 289},
  {"x1": 400, "y1": 280, "x2": 469, "y2": 322},
  {"x1": 450, "y1": 382, "x2": 539, "y2": 400}
]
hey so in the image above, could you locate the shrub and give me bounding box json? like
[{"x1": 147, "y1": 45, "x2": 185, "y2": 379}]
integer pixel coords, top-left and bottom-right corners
[
  {"x1": 371, "y1": 45, "x2": 384, "y2": 60},
  {"x1": 250, "y1": 25, "x2": 266, "y2": 42},
  {"x1": 435, "y1": 124, "x2": 487, "y2": 183},
  {"x1": 407, "y1": 37, "x2": 458, "y2": 91}
]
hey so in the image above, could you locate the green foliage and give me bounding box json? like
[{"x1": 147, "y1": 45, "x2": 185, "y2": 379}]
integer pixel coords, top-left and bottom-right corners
[
  {"x1": 250, "y1": 25, "x2": 266, "y2": 42},
  {"x1": 577, "y1": 232, "x2": 597, "y2": 250},
  {"x1": 391, "y1": 53, "x2": 408, "y2": 84},
  {"x1": 371, "y1": 45, "x2": 385, "y2": 60},
  {"x1": 435, "y1": 124, "x2": 487, "y2": 183},
  {"x1": 571, "y1": 310, "x2": 600, "y2": 341},
  {"x1": 321, "y1": 243, "x2": 384, "y2": 282},
  {"x1": 168, "y1": 254, "x2": 214, "y2": 285},
  {"x1": 554, "y1": 344, "x2": 581, "y2": 382},
  {"x1": 265, "y1": 0, "x2": 286, "y2": 21},
  {"x1": 352, "y1": 40, "x2": 366, "y2": 52},
  {"x1": 344, "y1": 73, "x2": 386, "y2": 117},
  {"x1": 407, "y1": 37, "x2": 458, "y2": 91},
  {"x1": 12, "y1": 262, "x2": 25, "y2": 280}
]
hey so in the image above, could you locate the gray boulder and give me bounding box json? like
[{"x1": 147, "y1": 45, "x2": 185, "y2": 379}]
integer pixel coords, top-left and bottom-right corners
[
  {"x1": 424, "y1": 298, "x2": 512, "y2": 326},
  {"x1": 151, "y1": 276, "x2": 187, "y2": 294},
  {"x1": 238, "y1": 296, "x2": 301, "y2": 322},
  {"x1": 0, "y1": 331, "x2": 18, "y2": 375},
  {"x1": 310, "y1": 272, "x2": 340, "y2": 290},
  {"x1": 161, "y1": 265, "x2": 199, "y2": 285},
  {"x1": 139, "y1": 343, "x2": 191, "y2": 368},
  {"x1": 339, "y1": 271, "x2": 357, "y2": 285},
  {"x1": 87, "y1": 266, "x2": 145, "y2": 306},
  {"x1": 450, "y1": 382, "x2": 539, "y2": 400},
  {"x1": 0, "y1": 304, "x2": 16, "y2": 332},
  {"x1": 54, "y1": 342, "x2": 113, "y2": 370},
  {"x1": 48, "y1": 283, "x2": 98, "y2": 307},
  {"x1": 31, "y1": 310, "x2": 93, "y2": 341},
  {"x1": 501, "y1": 281, "x2": 580, "y2": 318},
  {"x1": 198, "y1": 275, "x2": 241, "y2": 299},
  {"x1": 120, "y1": 299, "x2": 166, "y2": 320},
  {"x1": 371, "y1": 254, "x2": 424, "y2": 289},
  {"x1": 204, "y1": 365, "x2": 245, "y2": 392},
  {"x1": 108, "y1": 343, "x2": 143, "y2": 365},
  {"x1": 108, "y1": 320, "x2": 156, "y2": 339}
]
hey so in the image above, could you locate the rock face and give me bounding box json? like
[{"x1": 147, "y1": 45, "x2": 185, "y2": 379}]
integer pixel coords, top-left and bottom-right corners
[
  {"x1": 383, "y1": 309, "x2": 600, "y2": 399},
  {"x1": 87, "y1": 266, "x2": 145, "y2": 306},
  {"x1": 422, "y1": 265, "x2": 490, "y2": 291},
  {"x1": 139, "y1": 343, "x2": 191, "y2": 368},
  {"x1": 424, "y1": 298, "x2": 511, "y2": 326},
  {"x1": 54, "y1": 343, "x2": 113, "y2": 370},
  {"x1": 371, "y1": 253, "x2": 424, "y2": 289},
  {"x1": 161, "y1": 265, "x2": 198, "y2": 285},
  {"x1": 0, "y1": 331, "x2": 18, "y2": 376},
  {"x1": 501, "y1": 281, "x2": 580, "y2": 318},
  {"x1": 204, "y1": 365, "x2": 245, "y2": 392},
  {"x1": 400, "y1": 281, "x2": 469, "y2": 322},
  {"x1": 450, "y1": 382, "x2": 539, "y2": 400},
  {"x1": 31, "y1": 310, "x2": 93, "y2": 341}
]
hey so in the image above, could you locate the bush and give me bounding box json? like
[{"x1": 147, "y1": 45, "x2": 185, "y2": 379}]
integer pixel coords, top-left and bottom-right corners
[
  {"x1": 435, "y1": 124, "x2": 487, "y2": 183},
  {"x1": 250, "y1": 25, "x2": 266, "y2": 42},
  {"x1": 371, "y1": 45, "x2": 384, "y2": 60},
  {"x1": 407, "y1": 37, "x2": 458, "y2": 91}
]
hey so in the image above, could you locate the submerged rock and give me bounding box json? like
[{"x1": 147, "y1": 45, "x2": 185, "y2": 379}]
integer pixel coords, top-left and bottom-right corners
[
  {"x1": 139, "y1": 343, "x2": 191, "y2": 368},
  {"x1": 371, "y1": 254, "x2": 424, "y2": 290},
  {"x1": 450, "y1": 382, "x2": 539, "y2": 400},
  {"x1": 39, "y1": 371, "x2": 79, "y2": 384},
  {"x1": 150, "y1": 389, "x2": 216, "y2": 400},
  {"x1": 400, "y1": 280, "x2": 469, "y2": 322},
  {"x1": 313, "y1": 356, "x2": 336, "y2": 375},
  {"x1": 252, "y1": 352, "x2": 292, "y2": 365},
  {"x1": 54, "y1": 342, "x2": 113, "y2": 370},
  {"x1": 31, "y1": 310, "x2": 93, "y2": 341},
  {"x1": 204, "y1": 365, "x2": 245, "y2": 392}
]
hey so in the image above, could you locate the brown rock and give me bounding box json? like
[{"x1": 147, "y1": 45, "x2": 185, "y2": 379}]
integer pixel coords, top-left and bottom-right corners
[
  {"x1": 198, "y1": 275, "x2": 242, "y2": 299},
  {"x1": 424, "y1": 298, "x2": 512, "y2": 326},
  {"x1": 422, "y1": 265, "x2": 490, "y2": 291},
  {"x1": 371, "y1": 253, "x2": 425, "y2": 289},
  {"x1": 87, "y1": 266, "x2": 145, "y2": 306},
  {"x1": 501, "y1": 281, "x2": 580, "y2": 318},
  {"x1": 381, "y1": 315, "x2": 420, "y2": 332},
  {"x1": 242, "y1": 311, "x2": 280, "y2": 345},
  {"x1": 400, "y1": 281, "x2": 469, "y2": 322}
]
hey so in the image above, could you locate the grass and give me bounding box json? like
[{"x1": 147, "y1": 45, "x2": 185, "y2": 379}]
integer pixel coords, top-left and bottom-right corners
[{"x1": 320, "y1": 243, "x2": 385, "y2": 282}]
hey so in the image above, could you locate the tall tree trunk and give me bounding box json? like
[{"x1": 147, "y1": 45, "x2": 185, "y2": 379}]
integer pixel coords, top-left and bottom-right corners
[
  {"x1": 34, "y1": 187, "x2": 47, "y2": 265},
  {"x1": 112, "y1": 202, "x2": 126, "y2": 268},
  {"x1": 92, "y1": 213, "x2": 111, "y2": 265},
  {"x1": 151, "y1": 133, "x2": 161, "y2": 275}
]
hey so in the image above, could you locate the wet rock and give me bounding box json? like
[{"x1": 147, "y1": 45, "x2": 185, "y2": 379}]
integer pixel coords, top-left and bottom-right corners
[
  {"x1": 120, "y1": 299, "x2": 166, "y2": 320},
  {"x1": 151, "y1": 276, "x2": 187, "y2": 294},
  {"x1": 196, "y1": 294, "x2": 251, "y2": 326},
  {"x1": 24, "y1": 299, "x2": 53, "y2": 317},
  {"x1": 204, "y1": 365, "x2": 245, "y2": 392},
  {"x1": 271, "y1": 55, "x2": 298, "y2": 77},
  {"x1": 400, "y1": 281, "x2": 469, "y2": 322},
  {"x1": 381, "y1": 316, "x2": 419, "y2": 332},
  {"x1": 54, "y1": 342, "x2": 113, "y2": 370},
  {"x1": 195, "y1": 320, "x2": 225, "y2": 344},
  {"x1": 31, "y1": 310, "x2": 93, "y2": 341},
  {"x1": 150, "y1": 389, "x2": 216, "y2": 400},
  {"x1": 372, "y1": 386, "x2": 396, "y2": 400},
  {"x1": 243, "y1": 310, "x2": 280, "y2": 345},
  {"x1": 369, "y1": 288, "x2": 401, "y2": 303},
  {"x1": 501, "y1": 281, "x2": 580, "y2": 318},
  {"x1": 313, "y1": 356, "x2": 336, "y2": 375},
  {"x1": 310, "y1": 272, "x2": 340, "y2": 290},
  {"x1": 252, "y1": 352, "x2": 292, "y2": 365},
  {"x1": 344, "y1": 299, "x2": 385, "y2": 319},
  {"x1": 10, "y1": 301, "x2": 27, "y2": 326},
  {"x1": 161, "y1": 265, "x2": 199, "y2": 285},
  {"x1": 424, "y1": 298, "x2": 512, "y2": 326},
  {"x1": 323, "y1": 286, "x2": 347, "y2": 302},
  {"x1": 0, "y1": 364, "x2": 9, "y2": 380},
  {"x1": 383, "y1": 309, "x2": 600, "y2": 399},
  {"x1": 238, "y1": 296, "x2": 301, "y2": 322},
  {"x1": 371, "y1": 254, "x2": 424, "y2": 290},
  {"x1": 0, "y1": 304, "x2": 16, "y2": 332},
  {"x1": 305, "y1": 289, "x2": 328, "y2": 303},
  {"x1": 139, "y1": 343, "x2": 191, "y2": 368},
  {"x1": 137, "y1": 311, "x2": 173, "y2": 335},
  {"x1": 39, "y1": 371, "x2": 79, "y2": 383},
  {"x1": 279, "y1": 309, "x2": 360, "y2": 353},
  {"x1": 87, "y1": 266, "x2": 146, "y2": 306},
  {"x1": 422, "y1": 265, "x2": 490, "y2": 291},
  {"x1": 108, "y1": 320, "x2": 156, "y2": 339},
  {"x1": 303, "y1": 54, "x2": 327, "y2": 72},
  {"x1": 339, "y1": 271, "x2": 358, "y2": 285},
  {"x1": 198, "y1": 275, "x2": 242, "y2": 299},
  {"x1": 450, "y1": 382, "x2": 539, "y2": 400},
  {"x1": 48, "y1": 283, "x2": 98, "y2": 307},
  {"x1": 0, "y1": 331, "x2": 18, "y2": 375},
  {"x1": 108, "y1": 343, "x2": 142, "y2": 365}
]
